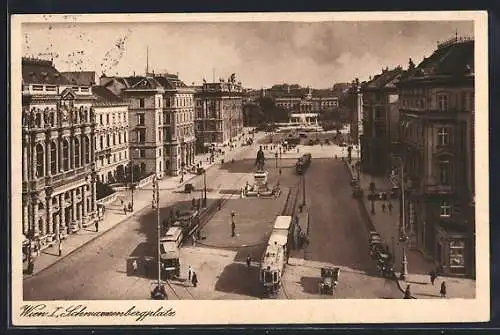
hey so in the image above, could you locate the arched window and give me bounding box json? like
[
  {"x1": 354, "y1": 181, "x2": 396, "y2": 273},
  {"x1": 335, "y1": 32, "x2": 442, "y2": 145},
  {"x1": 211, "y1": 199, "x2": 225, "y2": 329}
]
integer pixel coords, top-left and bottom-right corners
[
  {"x1": 62, "y1": 139, "x2": 69, "y2": 171},
  {"x1": 74, "y1": 138, "x2": 80, "y2": 168},
  {"x1": 50, "y1": 142, "x2": 57, "y2": 174},
  {"x1": 35, "y1": 143, "x2": 44, "y2": 177},
  {"x1": 84, "y1": 136, "x2": 90, "y2": 163}
]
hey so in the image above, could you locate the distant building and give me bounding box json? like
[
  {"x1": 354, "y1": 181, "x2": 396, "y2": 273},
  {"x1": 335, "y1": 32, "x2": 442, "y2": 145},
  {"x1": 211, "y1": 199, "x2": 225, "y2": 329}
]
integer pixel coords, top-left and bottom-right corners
[
  {"x1": 267, "y1": 84, "x2": 339, "y2": 114},
  {"x1": 194, "y1": 77, "x2": 244, "y2": 152},
  {"x1": 21, "y1": 58, "x2": 98, "y2": 259},
  {"x1": 360, "y1": 66, "x2": 404, "y2": 175},
  {"x1": 101, "y1": 72, "x2": 196, "y2": 177},
  {"x1": 91, "y1": 86, "x2": 130, "y2": 184},
  {"x1": 397, "y1": 36, "x2": 475, "y2": 277}
]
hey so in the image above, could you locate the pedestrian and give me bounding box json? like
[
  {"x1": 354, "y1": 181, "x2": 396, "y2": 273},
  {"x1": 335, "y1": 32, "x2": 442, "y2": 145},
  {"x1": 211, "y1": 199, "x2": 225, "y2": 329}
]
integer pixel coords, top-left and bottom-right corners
[
  {"x1": 120, "y1": 198, "x2": 124, "y2": 206},
  {"x1": 192, "y1": 234, "x2": 197, "y2": 247},
  {"x1": 231, "y1": 221, "x2": 236, "y2": 237},
  {"x1": 128, "y1": 202, "x2": 132, "y2": 212},
  {"x1": 96, "y1": 221, "x2": 99, "y2": 233},
  {"x1": 58, "y1": 238, "x2": 63, "y2": 257},
  {"x1": 192, "y1": 198, "x2": 196, "y2": 208},
  {"x1": 27, "y1": 260, "x2": 34, "y2": 275},
  {"x1": 440, "y1": 281, "x2": 447, "y2": 298},
  {"x1": 123, "y1": 205, "x2": 127, "y2": 215},
  {"x1": 246, "y1": 255, "x2": 251, "y2": 268},
  {"x1": 404, "y1": 284, "x2": 412, "y2": 299},
  {"x1": 388, "y1": 202, "x2": 393, "y2": 214},
  {"x1": 381, "y1": 203, "x2": 386, "y2": 213},
  {"x1": 191, "y1": 272, "x2": 198, "y2": 287},
  {"x1": 132, "y1": 259, "x2": 138, "y2": 273},
  {"x1": 188, "y1": 265, "x2": 192, "y2": 282},
  {"x1": 430, "y1": 270, "x2": 437, "y2": 285}
]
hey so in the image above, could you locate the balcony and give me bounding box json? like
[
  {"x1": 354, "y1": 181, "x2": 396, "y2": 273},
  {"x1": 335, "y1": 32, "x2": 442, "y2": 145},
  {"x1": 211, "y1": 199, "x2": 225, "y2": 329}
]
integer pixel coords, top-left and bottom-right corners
[
  {"x1": 423, "y1": 183, "x2": 454, "y2": 195},
  {"x1": 51, "y1": 167, "x2": 88, "y2": 187}
]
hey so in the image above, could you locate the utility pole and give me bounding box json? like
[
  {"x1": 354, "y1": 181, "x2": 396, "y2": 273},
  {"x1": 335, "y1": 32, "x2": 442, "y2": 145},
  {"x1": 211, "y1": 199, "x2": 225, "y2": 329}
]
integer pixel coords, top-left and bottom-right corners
[{"x1": 399, "y1": 158, "x2": 408, "y2": 280}]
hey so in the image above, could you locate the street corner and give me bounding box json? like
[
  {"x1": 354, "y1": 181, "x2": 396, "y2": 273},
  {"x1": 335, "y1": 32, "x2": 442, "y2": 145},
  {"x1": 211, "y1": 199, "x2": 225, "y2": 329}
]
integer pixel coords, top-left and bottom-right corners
[{"x1": 397, "y1": 273, "x2": 476, "y2": 299}]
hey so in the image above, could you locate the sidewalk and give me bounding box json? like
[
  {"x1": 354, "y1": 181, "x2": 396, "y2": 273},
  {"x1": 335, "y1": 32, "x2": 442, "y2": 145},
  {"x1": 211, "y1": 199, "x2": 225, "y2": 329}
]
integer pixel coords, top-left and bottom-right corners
[{"x1": 344, "y1": 158, "x2": 475, "y2": 299}]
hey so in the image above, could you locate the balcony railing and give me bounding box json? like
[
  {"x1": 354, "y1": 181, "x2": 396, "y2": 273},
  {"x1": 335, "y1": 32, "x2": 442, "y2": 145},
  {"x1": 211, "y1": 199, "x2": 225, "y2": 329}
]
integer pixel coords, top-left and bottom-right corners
[
  {"x1": 423, "y1": 183, "x2": 454, "y2": 194},
  {"x1": 51, "y1": 166, "x2": 88, "y2": 184}
]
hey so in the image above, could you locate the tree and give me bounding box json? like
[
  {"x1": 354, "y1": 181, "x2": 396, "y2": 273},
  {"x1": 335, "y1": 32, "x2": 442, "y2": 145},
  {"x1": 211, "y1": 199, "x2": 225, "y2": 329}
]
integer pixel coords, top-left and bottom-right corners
[{"x1": 257, "y1": 97, "x2": 289, "y2": 124}]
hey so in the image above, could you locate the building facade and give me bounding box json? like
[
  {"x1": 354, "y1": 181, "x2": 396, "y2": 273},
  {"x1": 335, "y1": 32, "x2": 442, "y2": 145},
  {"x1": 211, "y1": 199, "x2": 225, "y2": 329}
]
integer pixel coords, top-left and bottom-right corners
[
  {"x1": 100, "y1": 73, "x2": 196, "y2": 177},
  {"x1": 361, "y1": 67, "x2": 404, "y2": 175},
  {"x1": 194, "y1": 78, "x2": 244, "y2": 152},
  {"x1": 22, "y1": 58, "x2": 98, "y2": 259},
  {"x1": 91, "y1": 86, "x2": 130, "y2": 184},
  {"x1": 397, "y1": 37, "x2": 475, "y2": 277}
]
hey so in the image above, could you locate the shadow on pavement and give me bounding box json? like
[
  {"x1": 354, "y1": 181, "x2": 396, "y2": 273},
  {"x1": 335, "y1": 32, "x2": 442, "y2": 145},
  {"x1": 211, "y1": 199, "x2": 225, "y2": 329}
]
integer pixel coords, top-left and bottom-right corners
[
  {"x1": 233, "y1": 243, "x2": 267, "y2": 263},
  {"x1": 300, "y1": 276, "x2": 322, "y2": 294},
  {"x1": 214, "y1": 262, "x2": 262, "y2": 298},
  {"x1": 219, "y1": 189, "x2": 243, "y2": 195}
]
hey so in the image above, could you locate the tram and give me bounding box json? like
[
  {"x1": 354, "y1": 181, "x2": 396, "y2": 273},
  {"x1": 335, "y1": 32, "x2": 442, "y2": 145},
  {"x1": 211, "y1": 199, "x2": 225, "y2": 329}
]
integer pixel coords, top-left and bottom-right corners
[{"x1": 260, "y1": 215, "x2": 293, "y2": 298}]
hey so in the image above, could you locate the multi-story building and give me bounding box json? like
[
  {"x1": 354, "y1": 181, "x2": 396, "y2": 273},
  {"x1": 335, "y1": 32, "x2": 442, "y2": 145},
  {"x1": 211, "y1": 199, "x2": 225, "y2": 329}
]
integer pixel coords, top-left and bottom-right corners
[
  {"x1": 100, "y1": 72, "x2": 196, "y2": 177},
  {"x1": 270, "y1": 85, "x2": 339, "y2": 113},
  {"x1": 21, "y1": 58, "x2": 98, "y2": 259},
  {"x1": 360, "y1": 66, "x2": 404, "y2": 175},
  {"x1": 153, "y1": 73, "x2": 196, "y2": 175},
  {"x1": 91, "y1": 86, "x2": 130, "y2": 183},
  {"x1": 194, "y1": 78, "x2": 244, "y2": 152},
  {"x1": 397, "y1": 36, "x2": 475, "y2": 276}
]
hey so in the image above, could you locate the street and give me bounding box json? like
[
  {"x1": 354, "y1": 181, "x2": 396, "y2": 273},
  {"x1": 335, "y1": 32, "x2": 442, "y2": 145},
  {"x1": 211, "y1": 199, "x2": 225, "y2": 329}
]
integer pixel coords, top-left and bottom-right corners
[{"x1": 23, "y1": 138, "x2": 401, "y2": 300}]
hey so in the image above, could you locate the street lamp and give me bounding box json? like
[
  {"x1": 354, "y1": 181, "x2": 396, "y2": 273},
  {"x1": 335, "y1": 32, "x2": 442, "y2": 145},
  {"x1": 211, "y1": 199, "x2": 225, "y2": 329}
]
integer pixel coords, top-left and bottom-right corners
[
  {"x1": 202, "y1": 168, "x2": 207, "y2": 208},
  {"x1": 130, "y1": 147, "x2": 139, "y2": 212},
  {"x1": 398, "y1": 157, "x2": 408, "y2": 280}
]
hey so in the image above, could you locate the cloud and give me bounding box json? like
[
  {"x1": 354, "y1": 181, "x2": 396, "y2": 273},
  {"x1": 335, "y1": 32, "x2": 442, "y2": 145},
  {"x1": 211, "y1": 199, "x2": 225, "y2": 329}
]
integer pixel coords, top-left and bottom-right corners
[{"x1": 21, "y1": 20, "x2": 474, "y2": 88}]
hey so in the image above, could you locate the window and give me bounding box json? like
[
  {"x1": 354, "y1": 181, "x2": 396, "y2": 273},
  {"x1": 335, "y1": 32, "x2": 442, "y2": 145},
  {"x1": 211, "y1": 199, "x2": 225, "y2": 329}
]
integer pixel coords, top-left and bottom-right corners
[
  {"x1": 137, "y1": 114, "x2": 145, "y2": 126},
  {"x1": 84, "y1": 136, "x2": 90, "y2": 164},
  {"x1": 35, "y1": 144, "x2": 44, "y2": 177},
  {"x1": 74, "y1": 138, "x2": 80, "y2": 168},
  {"x1": 100, "y1": 114, "x2": 103, "y2": 125},
  {"x1": 438, "y1": 94, "x2": 448, "y2": 111},
  {"x1": 124, "y1": 132, "x2": 127, "y2": 143},
  {"x1": 449, "y1": 240, "x2": 465, "y2": 268},
  {"x1": 113, "y1": 134, "x2": 116, "y2": 146},
  {"x1": 106, "y1": 135, "x2": 110, "y2": 147},
  {"x1": 439, "y1": 160, "x2": 450, "y2": 185},
  {"x1": 50, "y1": 142, "x2": 57, "y2": 174},
  {"x1": 106, "y1": 114, "x2": 110, "y2": 125},
  {"x1": 139, "y1": 149, "x2": 146, "y2": 158},
  {"x1": 439, "y1": 200, "x2": 451, "y2": 218},
  {"x1": 137, "y1": 129, "x2": 146, "y2": 143},
  {"x1": 100, "y1": 136, "x2": 104, "y2": 150},
  {"x1": 437, "y1": 127, "x2": 450, "y2": 146},
  {"x1": 139, "y1": 98, "x2": 145, "y2": 108},
  {"x1": 62, "y1": 139, "x2": 69, "y2": 171}
]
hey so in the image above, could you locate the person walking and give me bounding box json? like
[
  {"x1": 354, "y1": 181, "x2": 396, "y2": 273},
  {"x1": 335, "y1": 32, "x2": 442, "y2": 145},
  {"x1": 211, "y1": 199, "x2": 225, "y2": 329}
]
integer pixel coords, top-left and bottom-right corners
[
  {"x1": 388, "y1": 202, "x2": 393, "y2": 214},
  {"x1": 231, "y1": 211, "x2": 236, "y2": 237},
  {"x1": 188, "y1": 265, "x2": 192, "y2": 282},
  {"x1": 191, "y1": 272, "x2": 198, "y2": 288},
  {"x1": 440, "y1": 281, "x2": 447, "y2": 298},
  {"x1": 430, "y1": 270, "x2": 437, "y2": 285},
  {"x1": 132, "y1": 259, "x2": 138, "y2": 274},
  {"x1": 381, "y1": 203, "x2": 386, "y2": 213},
  {"x1": 123, "y1": 205, "x2": 127, "y2": 215},
  {"x1": 96, "y1": 221, "x2": 99, "y2": 233},
  {"x1": 246, "y1": 255, "x2": 252, "y2": 268},
  {"x1": 404, "y1": 284, "x2": 412, "y2": 299}
]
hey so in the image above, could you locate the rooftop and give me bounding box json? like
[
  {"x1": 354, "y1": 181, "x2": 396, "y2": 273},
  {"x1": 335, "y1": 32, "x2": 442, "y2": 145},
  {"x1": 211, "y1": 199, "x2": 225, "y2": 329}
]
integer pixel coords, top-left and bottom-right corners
[
  {"x1": 22, "y1": 57, "x2": 70, "y2": 85},
  {"x1": 61, "y1": 71, "x2": 96, "y2": 86},
  {"x1": 92, "y1": 85, "x2": 124, "y2": 104},
  {"x1": 399, "y1": 36, "x2": 474, "y2": 83}
]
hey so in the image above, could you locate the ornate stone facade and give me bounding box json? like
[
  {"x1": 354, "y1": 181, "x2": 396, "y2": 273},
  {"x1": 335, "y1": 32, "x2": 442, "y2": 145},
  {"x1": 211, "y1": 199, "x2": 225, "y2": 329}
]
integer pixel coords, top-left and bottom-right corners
[{"x1": 22, "y1": 58, "x2": 98, "y2": 257}]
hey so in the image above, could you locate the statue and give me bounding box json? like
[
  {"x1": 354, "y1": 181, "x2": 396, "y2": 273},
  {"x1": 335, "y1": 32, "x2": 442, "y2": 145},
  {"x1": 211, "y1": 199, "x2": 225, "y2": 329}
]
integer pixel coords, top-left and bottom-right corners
[{"x1": 255, "y1": 145, "x2": 265, "y2": 171}]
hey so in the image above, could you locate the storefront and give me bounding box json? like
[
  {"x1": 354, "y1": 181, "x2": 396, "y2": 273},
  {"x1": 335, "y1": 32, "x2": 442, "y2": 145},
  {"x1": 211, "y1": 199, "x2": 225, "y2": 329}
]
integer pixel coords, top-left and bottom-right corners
[{"x1": 435, "y1": 221, "x2": 468, "y2": 276}]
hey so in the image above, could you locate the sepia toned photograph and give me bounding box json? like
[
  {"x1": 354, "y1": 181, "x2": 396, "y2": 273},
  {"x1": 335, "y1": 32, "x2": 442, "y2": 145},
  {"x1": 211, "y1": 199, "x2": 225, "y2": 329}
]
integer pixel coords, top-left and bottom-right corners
[{"x1": 10, "y1": 12, "x2": 489, "y2": 325}]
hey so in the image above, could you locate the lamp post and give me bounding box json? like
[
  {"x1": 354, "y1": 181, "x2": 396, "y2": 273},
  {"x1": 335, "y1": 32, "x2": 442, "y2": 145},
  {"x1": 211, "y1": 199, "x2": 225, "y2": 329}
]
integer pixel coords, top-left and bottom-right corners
[
  {"x1": 396, "y1": 156, "x2": 408, "y2": 280},
  {"x1": 130, "y1": 147, "x2": 139, "y2": 212},
  {"x1": 202, "y1": 168, "x2": 207, "y2": 208}
]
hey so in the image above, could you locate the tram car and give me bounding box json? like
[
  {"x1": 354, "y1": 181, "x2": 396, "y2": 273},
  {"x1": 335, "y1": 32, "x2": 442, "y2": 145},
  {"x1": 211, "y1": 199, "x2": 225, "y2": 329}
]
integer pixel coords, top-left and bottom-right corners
[
  {"x1": 172, "y1": 209, "x2": 200, "y2": 237},
  {"x1": 159, "y1": 227, "x2": 183, "y2": 278},
  {"x1": 260, "y1": 239, "x2": 287, "y2": 298},
  {"x1": 271, "y1": 216, "x2": 293, "y2": 257},
  {"x1": 295, "y1": 153, "x2": 312, "y2": 175}
]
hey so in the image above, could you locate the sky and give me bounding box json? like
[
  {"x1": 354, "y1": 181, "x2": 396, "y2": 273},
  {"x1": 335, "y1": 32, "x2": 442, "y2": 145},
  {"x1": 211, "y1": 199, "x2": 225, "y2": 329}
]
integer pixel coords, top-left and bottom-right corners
[{"x1": 22, "y1": 20, "x2": 474, "y2": 89}]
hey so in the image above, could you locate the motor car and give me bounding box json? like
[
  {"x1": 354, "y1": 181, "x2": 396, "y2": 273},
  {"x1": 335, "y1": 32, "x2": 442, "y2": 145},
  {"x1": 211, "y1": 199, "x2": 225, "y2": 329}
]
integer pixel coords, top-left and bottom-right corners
[{"x1": 184, "y1": 183, "x2": 194, "y2": 193}]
